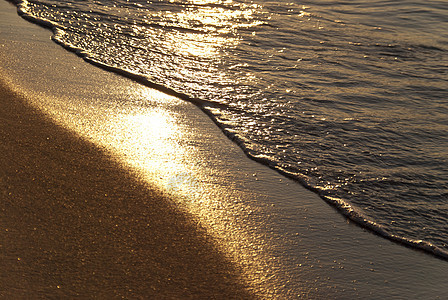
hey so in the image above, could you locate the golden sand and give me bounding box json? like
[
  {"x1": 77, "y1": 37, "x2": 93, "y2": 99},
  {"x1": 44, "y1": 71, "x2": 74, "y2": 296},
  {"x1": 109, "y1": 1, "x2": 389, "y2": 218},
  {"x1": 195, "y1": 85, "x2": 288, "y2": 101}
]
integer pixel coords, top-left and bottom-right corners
[{"x1": 0, "y1": 78, "x2": 253, "y2": 298}]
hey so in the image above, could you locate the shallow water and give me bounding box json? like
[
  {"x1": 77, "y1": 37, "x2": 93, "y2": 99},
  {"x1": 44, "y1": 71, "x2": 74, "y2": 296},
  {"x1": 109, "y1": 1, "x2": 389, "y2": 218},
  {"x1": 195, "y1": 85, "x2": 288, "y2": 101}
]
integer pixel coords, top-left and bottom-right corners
[{"x1": 13, "y1": 0, "x2": 448, "y2": 257}]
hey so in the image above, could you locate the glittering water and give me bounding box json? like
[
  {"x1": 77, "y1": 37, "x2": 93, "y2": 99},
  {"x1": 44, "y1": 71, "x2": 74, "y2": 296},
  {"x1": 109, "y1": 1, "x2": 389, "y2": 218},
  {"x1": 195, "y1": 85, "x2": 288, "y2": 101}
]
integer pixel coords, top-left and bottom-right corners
[{"x1": 14, "y1": 0, "x2": 448, "y2": 257}]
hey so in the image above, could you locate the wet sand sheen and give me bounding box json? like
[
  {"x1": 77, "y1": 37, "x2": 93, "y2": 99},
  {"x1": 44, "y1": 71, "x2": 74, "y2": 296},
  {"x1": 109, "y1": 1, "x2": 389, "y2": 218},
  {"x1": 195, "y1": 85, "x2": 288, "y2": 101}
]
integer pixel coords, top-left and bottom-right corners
[{"x1": 0, "y1": 79, "x2": 253, "y2": 298}]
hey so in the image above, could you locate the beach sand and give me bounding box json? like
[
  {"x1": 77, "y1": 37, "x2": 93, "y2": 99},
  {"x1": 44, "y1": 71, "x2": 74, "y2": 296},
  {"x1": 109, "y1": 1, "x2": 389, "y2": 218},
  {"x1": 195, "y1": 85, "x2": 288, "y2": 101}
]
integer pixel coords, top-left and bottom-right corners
[
  {"x1": 0, "y1": 73, "x2": 255, "y2": 298},
  {"x1": 2, "y1": 0, "x2": 448, "y2": 298}
]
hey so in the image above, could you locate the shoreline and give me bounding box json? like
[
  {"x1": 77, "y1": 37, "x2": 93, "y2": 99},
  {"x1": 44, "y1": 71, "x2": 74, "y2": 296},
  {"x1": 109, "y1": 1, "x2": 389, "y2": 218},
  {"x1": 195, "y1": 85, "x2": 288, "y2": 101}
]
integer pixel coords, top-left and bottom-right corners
[
  {"x1": 2, "y1": 0, "x2": 448, "y2": 297},
  {"x1": 9, "y1": 0, "x2": 448, "y2": 263}
]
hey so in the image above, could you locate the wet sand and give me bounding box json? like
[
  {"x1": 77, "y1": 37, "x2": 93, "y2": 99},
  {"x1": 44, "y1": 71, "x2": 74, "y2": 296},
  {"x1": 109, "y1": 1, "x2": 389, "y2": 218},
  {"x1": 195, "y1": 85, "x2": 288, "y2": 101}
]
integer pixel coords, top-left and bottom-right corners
[{"x1": 0, "y1": 79, "x2": 253, "y2": 298}]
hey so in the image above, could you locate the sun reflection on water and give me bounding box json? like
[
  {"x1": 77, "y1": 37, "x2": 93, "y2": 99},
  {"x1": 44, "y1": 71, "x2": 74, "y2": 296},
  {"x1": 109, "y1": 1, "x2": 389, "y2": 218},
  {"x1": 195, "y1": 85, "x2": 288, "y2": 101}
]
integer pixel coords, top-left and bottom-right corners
[{"x1": 153, "y1": 0, "x2": 262, "y2": 58}]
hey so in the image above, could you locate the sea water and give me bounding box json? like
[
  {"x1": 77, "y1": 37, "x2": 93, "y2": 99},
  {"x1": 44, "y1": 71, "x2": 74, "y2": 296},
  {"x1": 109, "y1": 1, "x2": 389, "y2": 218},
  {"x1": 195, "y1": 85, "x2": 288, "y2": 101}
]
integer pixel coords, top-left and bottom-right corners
[{"x1": 12, "y1": 0, "x2": 448, "y2": 258}]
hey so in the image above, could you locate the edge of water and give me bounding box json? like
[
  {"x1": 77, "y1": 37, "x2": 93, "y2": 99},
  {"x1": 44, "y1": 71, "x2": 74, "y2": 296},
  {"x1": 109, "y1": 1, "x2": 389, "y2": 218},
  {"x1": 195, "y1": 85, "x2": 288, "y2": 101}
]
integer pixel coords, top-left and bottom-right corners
[{"x1": 9, "y1": 0, "x2": 448, "y2": 262}]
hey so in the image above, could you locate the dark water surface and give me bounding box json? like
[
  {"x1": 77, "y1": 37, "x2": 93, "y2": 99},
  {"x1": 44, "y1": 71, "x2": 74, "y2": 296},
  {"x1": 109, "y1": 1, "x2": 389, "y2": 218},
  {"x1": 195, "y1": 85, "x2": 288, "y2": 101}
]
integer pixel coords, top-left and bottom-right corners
[{"x1": 13, "y1": 0, "x2": 448, "y2": 257}]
